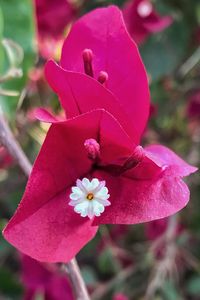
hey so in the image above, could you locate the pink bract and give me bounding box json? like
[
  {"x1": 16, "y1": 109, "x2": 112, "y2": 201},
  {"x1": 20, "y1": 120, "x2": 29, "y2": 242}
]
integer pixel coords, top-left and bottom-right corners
[
  {"x1": 22, "y1": 255, "x2": 74, "y2": 299},
  {"x1": 59, "y1": 5, "x2": 150, "y2": 143},
  {"x1": 34, "y1": 0, "x2": 77, "y2": 58},
  {"x1": 123, "y1": 0, "x2": 173, "y2": 44},
  {"x1": 3, "y1": 6, "x2": 197, "y2": 263}
]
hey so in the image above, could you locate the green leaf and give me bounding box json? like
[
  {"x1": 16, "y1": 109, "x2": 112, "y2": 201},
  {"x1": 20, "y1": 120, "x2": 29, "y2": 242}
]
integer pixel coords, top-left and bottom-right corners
[
  {"x1": 0, "y1": 267, "x2": 23, "y2": 298},
  {"x1": 140, "y1": 20, "x2": 190, "y2": 81},
  {"x1": 0, "y1": 0, "x2": 36, "y2": 117}
]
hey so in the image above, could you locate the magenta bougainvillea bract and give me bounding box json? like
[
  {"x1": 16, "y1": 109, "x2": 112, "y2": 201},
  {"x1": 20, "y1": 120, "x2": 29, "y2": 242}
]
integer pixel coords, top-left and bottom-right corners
[{"x1": 3, "y1": 6, "x2": 197, "y2": 263}]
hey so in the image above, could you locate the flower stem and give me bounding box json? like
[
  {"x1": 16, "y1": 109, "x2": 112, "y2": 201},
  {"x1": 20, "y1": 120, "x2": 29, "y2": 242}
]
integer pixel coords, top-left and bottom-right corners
[
  {"x1": 0, "y1": 108, "x2": 90, "y2": 300},
  {"x1": 0, "y1": 109, "x2": 32, "y2": 176},
  {"x1": 63, "y1": 259, "x2": 90, "y2": 300}
]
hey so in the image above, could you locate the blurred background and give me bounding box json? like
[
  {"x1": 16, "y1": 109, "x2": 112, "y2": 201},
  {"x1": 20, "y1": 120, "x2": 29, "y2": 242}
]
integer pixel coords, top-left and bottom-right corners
[{"x1": 0, "y1": 0, "x2": 199, "y2": 299}]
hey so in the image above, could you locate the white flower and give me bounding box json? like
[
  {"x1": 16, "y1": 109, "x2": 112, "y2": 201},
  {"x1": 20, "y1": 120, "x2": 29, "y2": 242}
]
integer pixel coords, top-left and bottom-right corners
[{"x1": 69, "y1": 178, "x2": 111, "y2": 219}]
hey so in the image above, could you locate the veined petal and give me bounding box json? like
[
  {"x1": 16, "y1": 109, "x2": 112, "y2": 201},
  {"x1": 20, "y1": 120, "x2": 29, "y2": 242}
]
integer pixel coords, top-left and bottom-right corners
[
  {"x1": 145, "y1": 145, "x2": 198, "y2": 177},
  {"x1": 92, "y1": 168, "x2": 190, "y2": 225},
  {"x1": 4, "y1": 190, "x2": 98, "y2": 263}
]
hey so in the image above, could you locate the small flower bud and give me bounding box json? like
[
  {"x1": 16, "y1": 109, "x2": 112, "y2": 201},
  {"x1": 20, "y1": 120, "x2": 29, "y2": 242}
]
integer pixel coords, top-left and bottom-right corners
[
  {"x1": 84, "y1": 138, "x2": 100, "y2": 160},
  {"x1": 98, "y1": 71, "x2": 108, "y2": 84}
]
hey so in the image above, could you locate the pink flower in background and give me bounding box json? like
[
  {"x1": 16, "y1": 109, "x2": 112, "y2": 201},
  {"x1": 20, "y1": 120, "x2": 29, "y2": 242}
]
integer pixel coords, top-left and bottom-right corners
[
  {"x1": 3, "y1": 6, "x2": 197, "y2": 263},
  {"x1": 113, "y1": 293, "x2": 129, "y2": 300},
  {"x1": 22, "y1": 255, "x2": 74, "y2": 300},
  {"x1": 187, "y1": 90, "x2": 200, "y2": 120},
  {"x1": 34, "y1": 0, "x2": 78, "y2": 58},
  {"x1": 34, "y1": 0, "x2": 77, "y2": 39},
  {"x1": 0, "y1": 146, "x2": 13, "y2": 169},
  {"x1": 123, "y1": 0, "x2": 173, "y2": 44}
]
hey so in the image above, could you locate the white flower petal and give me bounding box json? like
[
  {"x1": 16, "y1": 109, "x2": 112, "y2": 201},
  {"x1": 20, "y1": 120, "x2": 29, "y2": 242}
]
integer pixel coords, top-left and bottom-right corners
[
  {"x1": 74, "y1": 201, "x2": 89, "y2": 217},
  {"x1": 82, "y1": 178, "x2": 91, "y2": 189},
  {"x1": 87, "y1": 202, "x2": 94, "y2": 219},
  {"x1": 93, "y1": 180, "x2": 105, "y2": 193},
  {"x1": 69, "y1": 193, "x2": 81, "y2": 200},
  {"x1": 95, "y1": 198, "x2": 111, "y2": 206},
  {"x1": 93, "y1": 200, "x2": 105, "y2": 216},
  {"x1": 72, "y1": 186, "x2": 82, "y2": 194},
  {"x1": 90, "y1": 178, "x2": 100, "y2": 190},
  {"x1": 95, "y1": 187, "x2": 109, "y2": 198},
  {"x1": 76, "y1": 179, "x2": 87, "y2": 193},
  {"x1": 69, "y1": 198, "x2": 86, "y2": 206}
]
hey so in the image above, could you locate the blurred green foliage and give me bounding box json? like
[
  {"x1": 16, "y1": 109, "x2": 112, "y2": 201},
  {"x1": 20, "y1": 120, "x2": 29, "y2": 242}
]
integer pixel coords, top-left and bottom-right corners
[{"x1": 0, "y1": 0, "x2": 36, "y2": 117}]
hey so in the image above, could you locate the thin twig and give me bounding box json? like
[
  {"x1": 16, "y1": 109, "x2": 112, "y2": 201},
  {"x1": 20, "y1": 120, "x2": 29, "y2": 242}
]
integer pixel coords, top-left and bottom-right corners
[
  {"x1": 0, "y1": 108, "x2": 90, "y2": 300},
  {"x1": 91, "y1": 265, "x2": 134, "y2": 300},
  {"x1": 0, "y1": 109, "x2": 32, "y2": 176},
  {"x1": 144, "y1": 215, "x2": 178, "y2": 300},
  {"x1": 177, "y1": 47, "x2": 200, "y2": 78},
  {"x1": 63, "y1": 259, "x2": 90, "y2": 300}
]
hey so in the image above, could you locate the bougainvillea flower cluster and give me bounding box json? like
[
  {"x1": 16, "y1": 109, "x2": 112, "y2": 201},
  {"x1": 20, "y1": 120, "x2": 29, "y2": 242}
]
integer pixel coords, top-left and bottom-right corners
[
  {"x1": 3, "y1": 6, "x2": 197, "y2": 263},
  {"x1": 21, "y1": 255, "x2": 74, "y2": 299},
  {"x1": 123, "y1": 0, "x2": 173, "y2": 44},
  {"x1": 34, "y1": 0, "x2": 77, "y2": 58}
]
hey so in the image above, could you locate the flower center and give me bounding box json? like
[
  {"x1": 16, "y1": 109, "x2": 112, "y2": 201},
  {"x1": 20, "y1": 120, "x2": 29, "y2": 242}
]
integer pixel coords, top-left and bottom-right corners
[
  {"x1": 69, "y1": 178, "x2": 111, "y2": 219},
  {"x1": 87, "y1": 193, "x2": 94, "y2": 200}
]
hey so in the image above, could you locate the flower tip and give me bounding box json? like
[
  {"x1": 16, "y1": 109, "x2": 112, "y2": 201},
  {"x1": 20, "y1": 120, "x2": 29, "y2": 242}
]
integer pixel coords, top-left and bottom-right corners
[
  {"x1": 98, "y1": 71, "x2": 108, "y2": 84},
  {"x1": 133, "y1": 145, "x2": 145, "y2": 162},
  {"x1": 82, "y1": 49, "x2": 94, "y2": 77},
  {"x1": 82, "y1": 48, "x2": 93, "y2": 62}
]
